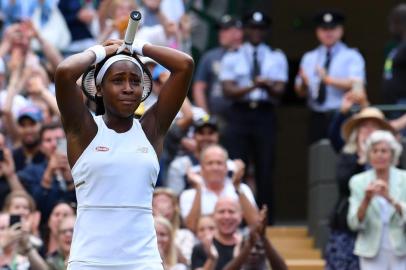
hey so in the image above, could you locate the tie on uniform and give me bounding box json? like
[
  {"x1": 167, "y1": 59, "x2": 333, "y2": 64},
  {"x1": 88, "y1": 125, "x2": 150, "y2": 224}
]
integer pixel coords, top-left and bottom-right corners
[
  {"x1": 252, "y1": 48, "x2": 260, "y2": 80},
  {"x1": 317, "y1": 49, "x2": 331, "y2": 104}
]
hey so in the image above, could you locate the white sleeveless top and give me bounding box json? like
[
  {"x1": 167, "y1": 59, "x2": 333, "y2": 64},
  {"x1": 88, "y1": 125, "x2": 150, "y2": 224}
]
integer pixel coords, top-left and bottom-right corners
[{"x1": 68, "y1": 116, "x2": 162, "y2": 269}]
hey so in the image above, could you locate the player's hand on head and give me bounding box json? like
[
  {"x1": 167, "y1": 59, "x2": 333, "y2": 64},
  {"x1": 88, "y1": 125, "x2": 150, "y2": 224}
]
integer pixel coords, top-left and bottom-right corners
[{"x1": 102, "y1": 39, "x2": 124, "y2": 56}]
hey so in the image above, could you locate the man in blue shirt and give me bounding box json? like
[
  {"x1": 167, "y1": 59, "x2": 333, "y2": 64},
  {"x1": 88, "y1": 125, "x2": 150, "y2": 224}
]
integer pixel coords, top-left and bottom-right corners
[
  {"x1": 295, "y1": 10, "x2": 366, "y2": 144},
  {"x1": 220, "y1": 11, "x2": 288, "y2": 223},
  {"x1": 18, "y1": 123, "x2": 76, "y2": 226},
  {"x1": 192, "y1": 15, "x2": 243, "y2": 139}
]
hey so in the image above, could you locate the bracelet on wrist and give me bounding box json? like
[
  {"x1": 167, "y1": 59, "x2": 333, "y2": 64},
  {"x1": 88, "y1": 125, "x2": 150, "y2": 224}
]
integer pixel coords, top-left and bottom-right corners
[{"x1": 85, "y1": 45, "x2": 106, "y2": 65}]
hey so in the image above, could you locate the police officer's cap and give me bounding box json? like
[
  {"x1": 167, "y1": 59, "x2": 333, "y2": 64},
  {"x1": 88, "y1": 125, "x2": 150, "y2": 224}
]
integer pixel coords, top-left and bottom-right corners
[
  {"x1": 217, "y1": 14, "x2": 242, "y2": 30},
  {"x1": 314, "y1": 10, "x2": 345, "y2": 28},
  {"x1": 242, "y1": 11, "x2": 271, "y2": 28}
]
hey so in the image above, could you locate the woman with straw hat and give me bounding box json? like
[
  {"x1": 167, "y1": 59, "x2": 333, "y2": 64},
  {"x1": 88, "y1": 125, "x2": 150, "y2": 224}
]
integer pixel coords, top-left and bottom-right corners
[{"x1": 325, "y1": 107, "x2": 396, "y2": 270}]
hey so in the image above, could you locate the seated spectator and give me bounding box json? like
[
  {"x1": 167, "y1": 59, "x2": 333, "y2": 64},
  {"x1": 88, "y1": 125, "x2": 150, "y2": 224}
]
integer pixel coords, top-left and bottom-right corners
[
  {"x1": 167, "y1": 115, "x2": 235, "y2": 195},
  {"x1": 348, "y1": 130, "x2": 406, "y2": 269},
  {"x1": 195, "y1": 215, "x2": 216, "y2": 244},
  {"x1": 153, "y1": 187, "x2": 195, "y2": 263},
  {"x1": 6, "y1": 106, "x2": 46, "y2": 172},
  {"x1": 224, "y1": 206, "x2": 287, "y2": 270},
  {"x1": 155, "y1": 216, "x2": 188, "y2": 270},
  {"x1": 325, "y1": 106, "x2": 395, "y2": 270},
  {"x1": 180, "y1": 144, "x2": 258, "y2": 232},
  {"x1": 0, "y1": 212, "x2": 49, "y2": 270},
  {"x1": 43, "y1": 201, "x2": 75, "y2": 256},
  {"x1": 17, "y1": 123, "x2": 76, "y2": 226},
  {"x1": 191, "y1": 197, "x2": 243, "y2": 270},
  {"x1": 46, "y1": 214, "x2": 76, "y2": 270}
]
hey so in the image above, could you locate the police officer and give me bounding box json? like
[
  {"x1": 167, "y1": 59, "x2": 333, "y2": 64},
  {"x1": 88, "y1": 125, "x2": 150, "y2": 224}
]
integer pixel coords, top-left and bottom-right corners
[
  {"x1": 295, "y1": 10, "x2": 366, "y2": 144},
  {"x1": 220, "y1": 10, "x2": 288, "y2": 223},
  {"x1": 192, "y1": 15, "x2": 243, "y2": 138}
]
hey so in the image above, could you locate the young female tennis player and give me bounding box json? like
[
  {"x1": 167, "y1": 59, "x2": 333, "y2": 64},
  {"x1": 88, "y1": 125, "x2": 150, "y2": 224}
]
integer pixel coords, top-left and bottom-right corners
[{"x1": 55, "y1": 35, "x2": 193, "y2": 269}]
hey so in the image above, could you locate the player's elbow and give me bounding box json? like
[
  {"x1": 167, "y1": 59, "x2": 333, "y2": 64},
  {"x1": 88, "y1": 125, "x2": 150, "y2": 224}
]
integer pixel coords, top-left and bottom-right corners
[
  {"x1": 179, "y1": 54, "x2": 194, "y2": 72},
  {"x1": 55, "y1": 61, "x2": 73, "y2": 82}
]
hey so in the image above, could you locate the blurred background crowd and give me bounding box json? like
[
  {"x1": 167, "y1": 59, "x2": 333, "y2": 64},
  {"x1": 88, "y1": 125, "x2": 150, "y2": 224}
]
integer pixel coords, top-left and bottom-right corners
[{"x1": 1, "y1": 0, "x2": 406, "y2": 270}]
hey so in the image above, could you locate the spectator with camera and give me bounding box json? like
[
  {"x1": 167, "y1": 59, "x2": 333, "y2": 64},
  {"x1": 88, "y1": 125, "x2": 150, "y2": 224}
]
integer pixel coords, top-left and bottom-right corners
[
  {"x1": 0, "y1": 212, "x2": 49, "y2": 270},
  {"x1": 17, "y1": 123, "x2": 76, "y2": 226},
  {"x1": 179, "y1": 144, "x2": 258, "y2": 232}
]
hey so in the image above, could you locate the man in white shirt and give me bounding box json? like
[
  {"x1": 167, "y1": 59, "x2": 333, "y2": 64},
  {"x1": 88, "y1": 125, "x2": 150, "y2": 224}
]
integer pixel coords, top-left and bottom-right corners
[{"x1": 179, "y1": 144, "x2": 258, "y2": 232}]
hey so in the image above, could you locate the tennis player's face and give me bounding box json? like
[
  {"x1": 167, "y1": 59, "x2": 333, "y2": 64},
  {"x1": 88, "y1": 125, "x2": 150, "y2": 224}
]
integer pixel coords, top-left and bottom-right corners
[{"x1": 101, "y1": 61, "x2": 143, "y2": 117}]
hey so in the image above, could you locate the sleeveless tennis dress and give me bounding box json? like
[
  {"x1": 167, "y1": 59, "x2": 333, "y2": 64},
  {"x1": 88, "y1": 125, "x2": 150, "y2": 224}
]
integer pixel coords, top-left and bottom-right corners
[{"x1": 68, "y1": 116, "x2": 163, "y2": 270}]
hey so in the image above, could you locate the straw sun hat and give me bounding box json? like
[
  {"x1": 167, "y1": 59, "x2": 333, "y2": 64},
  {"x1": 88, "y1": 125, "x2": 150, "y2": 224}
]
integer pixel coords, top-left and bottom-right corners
[{"x1": 341, "y1": 107, "x2": 396, "y2": 141}]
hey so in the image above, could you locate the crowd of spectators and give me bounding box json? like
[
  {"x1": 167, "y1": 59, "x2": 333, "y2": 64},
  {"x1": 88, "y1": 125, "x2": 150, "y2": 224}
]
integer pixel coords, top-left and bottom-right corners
[{"x1": 0, "y1": 0, "x2": 406, "y2": 270}]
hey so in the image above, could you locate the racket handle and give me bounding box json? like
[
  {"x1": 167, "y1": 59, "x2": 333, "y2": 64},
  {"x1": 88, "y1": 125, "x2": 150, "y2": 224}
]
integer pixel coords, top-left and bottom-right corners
[{"x1": 124, "y1": 11, "x2": 142, "y2": 46}]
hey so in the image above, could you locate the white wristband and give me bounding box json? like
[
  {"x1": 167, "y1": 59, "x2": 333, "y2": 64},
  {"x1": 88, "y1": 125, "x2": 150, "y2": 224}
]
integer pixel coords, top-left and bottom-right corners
[
  {"x1": 132, "y1": 39, "x2": 151, "y2": 56},
  {"x1": 86, "y1": 45, "x2": 106, "y2": 65}
]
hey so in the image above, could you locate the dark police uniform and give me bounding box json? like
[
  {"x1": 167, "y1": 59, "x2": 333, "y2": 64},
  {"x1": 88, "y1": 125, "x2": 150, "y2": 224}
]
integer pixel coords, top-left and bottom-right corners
[{"x1": 220, "y1": 11, "x2": 288, "y2": 223}]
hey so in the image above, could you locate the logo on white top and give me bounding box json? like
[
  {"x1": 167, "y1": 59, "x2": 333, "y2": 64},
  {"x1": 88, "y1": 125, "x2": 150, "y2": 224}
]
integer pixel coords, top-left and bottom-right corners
[{"x1": 95, "y1": 146, "x2": 110, "y2": 152}]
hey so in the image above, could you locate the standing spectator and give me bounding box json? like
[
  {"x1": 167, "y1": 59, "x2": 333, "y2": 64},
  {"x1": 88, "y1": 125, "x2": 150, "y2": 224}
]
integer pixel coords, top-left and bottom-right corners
[
  {"x1": 192, "y1": 15, "x2": 242, "y2": 137},
  {"x1": 180, "y1": 144, "x2": 258, "y2": 232},
  {"x1": 383, "y1": 4, "x2": 406, "y2": 108},
  {"x1": 295, "y1": 10, "x2": 366, "y2": 144},
  {"x1": 348, "y1": 130, "x2": 406, "y2": 269},
  {"x1": 325, "y1": 107, "x2": 395, "y2": 270},
  {"x1": 220, "y1": 11, "x2": 288, "y2": 223},
  {"x1": 58, "y1": 0, "x2": 99, "y2": 53}
]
